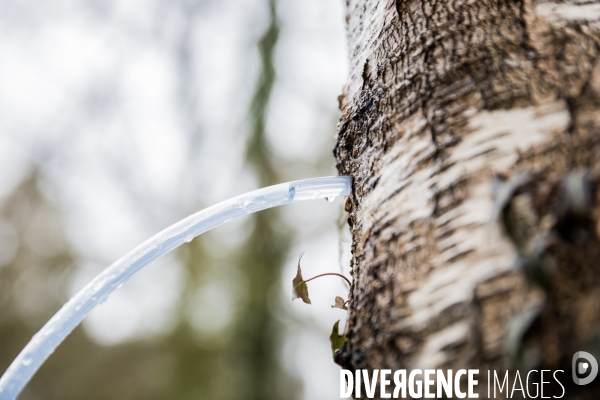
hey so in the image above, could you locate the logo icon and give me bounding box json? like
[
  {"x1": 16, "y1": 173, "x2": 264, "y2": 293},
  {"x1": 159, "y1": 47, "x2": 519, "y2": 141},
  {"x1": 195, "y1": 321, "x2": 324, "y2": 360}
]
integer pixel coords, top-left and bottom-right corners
[{"x1": 572, "y1": 351, "x2": 598, "y2": 385}]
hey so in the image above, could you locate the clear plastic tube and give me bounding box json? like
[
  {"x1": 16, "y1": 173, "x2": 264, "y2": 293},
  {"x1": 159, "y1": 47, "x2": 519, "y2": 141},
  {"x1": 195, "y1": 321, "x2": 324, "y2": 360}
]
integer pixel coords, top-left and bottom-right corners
[{"x1": 0, "y1": 176, "x2": 351, "y2": 400}]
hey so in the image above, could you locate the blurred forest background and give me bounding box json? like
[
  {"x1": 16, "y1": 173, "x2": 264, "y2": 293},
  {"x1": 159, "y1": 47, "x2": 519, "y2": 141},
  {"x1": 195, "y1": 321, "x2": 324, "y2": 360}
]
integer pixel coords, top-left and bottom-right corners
[{"x1": 0, "y1": 0, "x2": 350, "y2": 399}]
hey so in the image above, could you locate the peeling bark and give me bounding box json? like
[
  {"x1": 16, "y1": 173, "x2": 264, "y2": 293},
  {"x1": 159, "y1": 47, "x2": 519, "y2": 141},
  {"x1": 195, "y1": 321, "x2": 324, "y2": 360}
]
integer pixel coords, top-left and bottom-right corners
[{"x1": 335, "y1": 0, "x2": 600, "y2": 398}]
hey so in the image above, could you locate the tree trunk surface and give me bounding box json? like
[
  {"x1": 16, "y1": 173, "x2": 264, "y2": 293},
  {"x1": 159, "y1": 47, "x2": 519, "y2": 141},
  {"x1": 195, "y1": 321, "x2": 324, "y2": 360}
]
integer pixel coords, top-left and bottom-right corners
[{"x1": 335, "y1": 0, "x2": 600, "y2": 398}]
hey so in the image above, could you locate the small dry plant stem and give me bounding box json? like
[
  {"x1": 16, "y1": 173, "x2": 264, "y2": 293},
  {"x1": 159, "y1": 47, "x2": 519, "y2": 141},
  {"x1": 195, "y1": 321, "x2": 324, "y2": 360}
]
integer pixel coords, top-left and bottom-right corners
[{"x1": 304, "y1": 272, "x2": 351, "y2": 287}]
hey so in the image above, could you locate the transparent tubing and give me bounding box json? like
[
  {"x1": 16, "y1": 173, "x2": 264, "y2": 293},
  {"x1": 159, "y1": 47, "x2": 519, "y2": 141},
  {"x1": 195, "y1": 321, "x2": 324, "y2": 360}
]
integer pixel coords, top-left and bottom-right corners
[{"x1": 0, "y1": 176, "x2": 351, "y2": 400}]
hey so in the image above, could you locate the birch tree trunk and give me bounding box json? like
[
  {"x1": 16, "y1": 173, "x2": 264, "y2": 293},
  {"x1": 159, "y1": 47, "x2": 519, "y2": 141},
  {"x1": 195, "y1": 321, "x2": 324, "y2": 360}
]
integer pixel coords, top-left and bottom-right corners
[{"x1": 335, "y1": 0, "x2": 600, "y2": 398}]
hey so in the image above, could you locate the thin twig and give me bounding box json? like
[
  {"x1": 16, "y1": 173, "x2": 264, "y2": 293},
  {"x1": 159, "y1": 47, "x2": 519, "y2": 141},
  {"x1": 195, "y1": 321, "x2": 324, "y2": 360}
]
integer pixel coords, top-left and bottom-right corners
[{"x1": 303, "y1": 272, "x2": 352, "y2": 287}]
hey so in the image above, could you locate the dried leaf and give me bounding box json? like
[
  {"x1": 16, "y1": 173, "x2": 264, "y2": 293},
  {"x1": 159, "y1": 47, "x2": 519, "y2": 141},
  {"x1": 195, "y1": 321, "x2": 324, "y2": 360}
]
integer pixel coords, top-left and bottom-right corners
[
  {"x1": 330, "y1": 320, "x2": 346, "y2": 356},
  {"x1": 292, "y1": 252, "x2": 311, "y2": 304},
  {"x1": 331, "y1": 296, "x2": 348, "y2": 310}
]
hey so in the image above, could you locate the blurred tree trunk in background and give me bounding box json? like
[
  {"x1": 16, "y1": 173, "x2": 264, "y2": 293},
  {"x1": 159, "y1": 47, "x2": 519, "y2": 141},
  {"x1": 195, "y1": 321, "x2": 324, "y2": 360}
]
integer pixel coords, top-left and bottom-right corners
[{"x1": 335, "y1": 0, "x2": 600, "y2": 397}]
